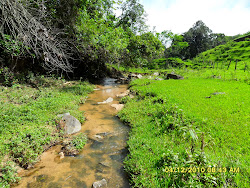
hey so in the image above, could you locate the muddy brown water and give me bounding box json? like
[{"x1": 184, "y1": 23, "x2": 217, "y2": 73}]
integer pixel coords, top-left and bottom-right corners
[{"x1": 14, "y1": 78, "x2": 131, "y2": 188}]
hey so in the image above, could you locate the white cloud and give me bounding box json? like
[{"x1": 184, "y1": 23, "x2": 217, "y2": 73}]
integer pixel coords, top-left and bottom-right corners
[{"x1": 140, "y1": 0, "x2": 250, "y2": 36}]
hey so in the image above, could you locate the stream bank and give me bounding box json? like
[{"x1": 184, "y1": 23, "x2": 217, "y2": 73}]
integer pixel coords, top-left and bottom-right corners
[{"x1": 14, "y1": 78, "x2": 131, "y2": 188}]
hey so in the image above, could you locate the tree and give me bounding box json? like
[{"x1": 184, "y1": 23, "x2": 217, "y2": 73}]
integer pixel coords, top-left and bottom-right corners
[
  {"x1": 156, "y1": 30, "x2": 174, "y2": 47},
  {"x1": 124, "y1": 32, "x2": 164, "y2": 67},
  {"x1": 210, "y1": 33, "x2": 228, "y2": 48},
  {"x1": 183, "y1": 20, "x2": 212, "y2": 59},
  {"x1": 117, "y1": 0, "x2": 148, "y2": 33},
  {"x1": 165, "y1": 34, "x2": 189, "y2": 59}
]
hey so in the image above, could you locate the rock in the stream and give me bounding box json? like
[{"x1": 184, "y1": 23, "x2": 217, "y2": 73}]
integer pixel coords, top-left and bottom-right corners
[
  {"x1": 59, "y1": 152, "x2": 64, "y2": 159},
  {"x1": 99, "y1": 161, "x2": 111, "y2": 168},
  {"x1": 94, "y1": 135, "x2": 103, "y2": 140},
  {"x1": 57, "y1": 113, "x2": 82, "y2": 135},
  {"x1": 111, "y1": 104, "x2": 124, "y2": 111},
  {"x1": 62, "y1": 115, "x2": 82, "y2": 135},
  {"x1": 92, "y1": 179, "x2": 107, "y2": 188},
  {"x1": 166, "y1": 73, "x2": 184, "y2": 80},
  {"x1": 115, "y1": 77, "x2": 130, "y2": 84},
  {"x1": 116, "y1": 90, "x2": 129, "y2": 98},
  {"x1": 61, "y1": 139, "x2": 79, "y2": 156},
  {"x1": 153, "y1": 72, "x2": 159, "y2": 76},
  {"x1": 137, "y1": 74, "x2": 143, "y2": 79},
  {"x1": 97, "y1": 97, "x2": 113, "y2": 104},
  {"x1": 128, "y1": 73, "x2": 137, "y2": 79}
]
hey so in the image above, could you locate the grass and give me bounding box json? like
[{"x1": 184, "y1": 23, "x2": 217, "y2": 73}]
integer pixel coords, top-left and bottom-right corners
[
  {"x1": 119, "y1": 76, "x2": 249, "y2": 187},
  {"x1": 193, "y1": 40, "x2": 250, "y2": 70},
  {"x1": 0, "y1": 76, "x2": 93, "y2": 187},
  {"x1": 110, "y1": 62, "x2": 249, "y2": 84},
  {"x1": 174, "y1": 67, "x2": 250, "y2": 84}
]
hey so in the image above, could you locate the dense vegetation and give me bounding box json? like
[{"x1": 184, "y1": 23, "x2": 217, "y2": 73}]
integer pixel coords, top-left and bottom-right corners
[
  {"x1": 119, "y1": 72, "x2": 249, "y2": 187},
  {"x1": 0, "y1": 0, "x2": 166, "y2": 79},
  {"x1": 0, "y1": 77, "x2": 92, "y2": 187}
]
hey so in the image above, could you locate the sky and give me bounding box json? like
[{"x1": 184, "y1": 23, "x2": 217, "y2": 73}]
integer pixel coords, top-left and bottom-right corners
[{"x1": 140, "y1": 0, "x2": 250, "y2": 36}]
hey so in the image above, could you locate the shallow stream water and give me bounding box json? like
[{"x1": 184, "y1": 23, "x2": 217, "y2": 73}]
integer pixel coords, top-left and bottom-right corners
[{"x1": 15, "y1": 78, "x2": 130, "y2": 188}]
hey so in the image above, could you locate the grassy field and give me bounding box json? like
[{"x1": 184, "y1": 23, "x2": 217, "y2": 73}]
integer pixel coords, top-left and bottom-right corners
[
  {"x1": 119, "y1": 75, "x2": 249, "y2": 187},
  {"x1": 0, "y1": 77, "x2": 93, "y2": 187},
  {"x1": 193, "y1": 40, "x2": 250, "y2": 68},
  {"x1": 112, "y1": 62, "x2": 249, "y2": 84}
]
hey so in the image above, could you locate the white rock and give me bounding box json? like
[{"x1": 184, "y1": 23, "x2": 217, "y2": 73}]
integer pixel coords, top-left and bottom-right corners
[
  {"x1": 137, "y1": 74, "x2": 143, "y2": 79},
  {"x1": 94, "y1": 135, "x2": 103, "y2": 139},
  {"x1": 111, "y1": 104, "x2": 124, "y2": 111},
  {"x1": 97, "y1": 97, "x2": 113, "y2": 104},
  {"x1": 93, "y1": 179, "x2": 107, "y2": 188},
  {"x1": 116, "y1": 90, "x2": 129, "y2": 98},
  {"x1": 153, "y1": 72, "x2": 159, "y2": 76},
  {"x1": 59, "y1": 152, "x2": 64, "y2": 159}
]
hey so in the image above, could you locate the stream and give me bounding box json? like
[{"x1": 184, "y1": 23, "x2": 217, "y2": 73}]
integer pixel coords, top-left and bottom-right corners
[{"x1": 15, "y1": 78, "x2": 130, "y2": 188}]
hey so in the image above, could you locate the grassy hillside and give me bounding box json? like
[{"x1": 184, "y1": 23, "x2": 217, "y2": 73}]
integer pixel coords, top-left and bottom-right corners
[{"x1": 193, "y1": 40, "x2": 250, "y2": 70}]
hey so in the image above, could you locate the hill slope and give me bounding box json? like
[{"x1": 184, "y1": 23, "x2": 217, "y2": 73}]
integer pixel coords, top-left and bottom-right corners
[{"x1": 192, "y1": 39, "x2": 250, "y2": 70}]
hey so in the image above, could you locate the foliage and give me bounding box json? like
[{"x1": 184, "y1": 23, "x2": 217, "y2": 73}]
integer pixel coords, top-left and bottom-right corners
[
  {"x1": 0, "y1": 35, "x2": 22, "y2": 57},
  {"x1": 0, "y1": 67, "x2": 16, "y2": 86},
  {"x1": 148, "y1": 57, "x2": 187, "y2": 69},
  {"x1": 119, "y1": 77, "x2": 249, "y2": 187},
  {"x1": 156, "y1": 30, "x2": 174, "y2": 47},
  {"x1": 72, "y1": 133, "x2": 88, "y2": 151},
  {"x1": 124, "y1": 32, "x2": 165, "y2": 67},
  {"x1": 0, "y1": 77, "x2": 93, "y2": 186},
  {"x1": 0, "y1": 161, "x2": 20, "y2": 188},
  {"x1": 182, "y1": 20, "x2": 212, "y2": 59},
  {"x1": 166, "y1": 20, "x2": 230, "y2": 61},
  {"x1": 165, "y1": 34, "x2": 189, "y2": 59},
  {"x1": 76, "y1": 0, "x2": 164, "y2": 69},
  {"x1": 233, "y1": 31, "x2": 250, "y2": 42},
  {"x1": 117, "y1": 0, "x2": 148, "y2": 33}
]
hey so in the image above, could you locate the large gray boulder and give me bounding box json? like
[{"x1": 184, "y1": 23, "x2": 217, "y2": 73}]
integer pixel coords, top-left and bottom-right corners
[{"x1": 61, "y1": 114, "x2": 82, "y2": 135}]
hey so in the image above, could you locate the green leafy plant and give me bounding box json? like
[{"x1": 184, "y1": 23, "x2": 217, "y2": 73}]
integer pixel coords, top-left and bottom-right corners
[
  {"x1": 0, "y1": 161, "x2": 20, "y2": 188},
  {"x1": 72, "y1": 133, "x2": 87, "y2": 151},
  {"x1": 0, "y1": 34, "x2": 22, "y2": 56}
]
